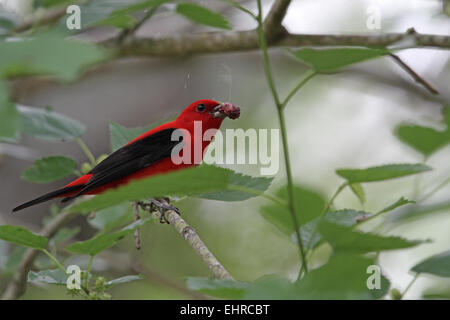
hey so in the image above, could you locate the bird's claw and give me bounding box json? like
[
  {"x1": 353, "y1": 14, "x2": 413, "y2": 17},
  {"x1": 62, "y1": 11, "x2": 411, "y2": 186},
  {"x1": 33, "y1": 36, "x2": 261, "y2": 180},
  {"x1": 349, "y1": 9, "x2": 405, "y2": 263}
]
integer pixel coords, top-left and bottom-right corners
[{"x1": 149, "y1": 198, "x2": 180, "y2": 224}]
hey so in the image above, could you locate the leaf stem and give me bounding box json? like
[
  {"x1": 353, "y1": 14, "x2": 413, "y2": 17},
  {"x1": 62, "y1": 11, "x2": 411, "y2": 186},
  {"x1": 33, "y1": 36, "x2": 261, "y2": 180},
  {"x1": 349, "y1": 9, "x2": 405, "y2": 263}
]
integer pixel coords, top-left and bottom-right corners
[
  {"x1": 401, "y1": 273, "x2": 420, "y2": 299},
  {"x1": 299, "y1": 182, "x2": 348, "y2": 276},
  {"x1": 255, "y1": 0, "x2": 307, "y2": 273},
  {"x1": 76, "y1": 138, "x2": 96, "y2": 166},
  {"x1": 281, "y1": 69, "x2": 316, "y2": 109},
  {"x1": 42, "y1": 249, "x2": 68, "y2": 276}
]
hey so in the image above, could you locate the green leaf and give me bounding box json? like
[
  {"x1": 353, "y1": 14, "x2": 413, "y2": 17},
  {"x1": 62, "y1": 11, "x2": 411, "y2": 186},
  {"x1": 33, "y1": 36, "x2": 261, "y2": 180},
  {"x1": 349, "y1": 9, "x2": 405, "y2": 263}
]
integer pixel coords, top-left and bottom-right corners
[
  {"x1": 176, "y1": 3, "x2": 231, "y2": 30},
  {"x1": 27, "y1": 269, "x2": 67, "y2": 285},
  {"x1": 244, "y1": 254, "x2": 390, "y2": 299},
  {"x1": 377, "y1": 197, "x2": 414, "y2": 215},
  {"x1": 287, "y1": 47, "x2": 390, "y2": 73},
  {"x1": 411, "y1": 250, "x2": 450, "y2": 277},
  {"x1": 18, "y1": 105, "x2": 86, "y2": 141},
  {"x1": 70, "y1": 166, "x2": 267, "y2": 213},
  {"x1": 349, "y1": 183, "x2": 365, "y2": 204},
  {"x1": 186, "y1": 277, "x2": 249, "y2": 299},
  {"x1": 0, "y1": 32, "x2": 105, "y2": 80},
  {"x1": 394, "y1": 108, "x2": 450, "y2": 157},
  {"x1": 109, "y1": 121, "x2": 152, "y2": 152},
  {"x1": 260, "y1": 185, "x2": 325, "y2": 235},
  {"x1": 298, "y1": 209, "x2": 370, "y2": 250},
  {"x1": 0, "y1": 225, "x2": 48, "y2": 250},
  {"x1": 395, "y1": 124, "x2": 450, "y2": 157},
  {"x1": 109, "y1": 116, "x2": 175, "y2": 151},
  {"x1": 336, "y1": 163, "x2": 432, "y2": 183},
  {"x1": 96, "y1": 14, "x2": 137, "y2": 29},
  {"x1": 0, "y1": 82, "x2": 20, "y2": 142},
  {"x1": 198, "y1": 171, "x2": 272, "y2": 201},
  {"x1": 21, "y1": 156, "x2": 78, "y2": 183},
  {"x1": 65, "y1": 218, "x2": 153, "y2": 256},
  {"x1": 88, "y1": 203, "x2": 132, "y2": 232},
  {"x1": 105, "y1": 274, "x2": 144, "y2": 288},
  {"x1": 318, "y1": 220, "x2": 426, "y2": 253}
]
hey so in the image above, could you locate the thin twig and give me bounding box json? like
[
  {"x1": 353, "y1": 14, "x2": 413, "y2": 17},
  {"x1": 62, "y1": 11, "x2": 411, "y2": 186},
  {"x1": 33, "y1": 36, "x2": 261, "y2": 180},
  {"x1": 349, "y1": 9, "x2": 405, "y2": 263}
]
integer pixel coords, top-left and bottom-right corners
[
  {"x1": 117, "y1": 7, "x2": 158, "y2": 44},
  {"x1": 389, "y1": 53, "x2": 439, "y2": 95},
  {"x1": 138, "y1": 201, "x2": 234, "y2": 280}
]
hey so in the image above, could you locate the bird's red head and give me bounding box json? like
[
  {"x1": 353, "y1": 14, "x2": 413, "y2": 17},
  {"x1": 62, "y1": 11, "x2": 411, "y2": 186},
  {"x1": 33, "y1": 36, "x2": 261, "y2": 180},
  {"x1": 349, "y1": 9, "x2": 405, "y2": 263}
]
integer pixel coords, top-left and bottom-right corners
[{"x1": 176, "y1": 99, "x2": 240, "y2": 130}]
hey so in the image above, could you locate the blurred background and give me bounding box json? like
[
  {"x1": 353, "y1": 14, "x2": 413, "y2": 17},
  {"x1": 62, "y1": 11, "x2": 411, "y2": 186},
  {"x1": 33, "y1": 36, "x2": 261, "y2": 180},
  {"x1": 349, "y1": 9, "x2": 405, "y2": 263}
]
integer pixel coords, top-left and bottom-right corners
[{"x1": 0, "y1": 0, "x2": 449, "y2": 299}]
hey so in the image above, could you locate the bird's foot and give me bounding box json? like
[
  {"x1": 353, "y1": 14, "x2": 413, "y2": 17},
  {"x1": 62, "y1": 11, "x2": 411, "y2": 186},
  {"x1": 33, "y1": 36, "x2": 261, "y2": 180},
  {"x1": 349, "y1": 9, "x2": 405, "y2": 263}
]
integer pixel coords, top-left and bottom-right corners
[{"x1": 149, "y1": 197, "x2": 180, "y2": 224}]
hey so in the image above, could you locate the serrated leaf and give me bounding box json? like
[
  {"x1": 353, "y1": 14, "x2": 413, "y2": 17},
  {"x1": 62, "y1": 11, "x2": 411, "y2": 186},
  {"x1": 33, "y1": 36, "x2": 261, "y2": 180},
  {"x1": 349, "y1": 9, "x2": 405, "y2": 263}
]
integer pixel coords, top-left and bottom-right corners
[
  {"x1": 394, "y1": 107, "x2": 450, "y2": 157},
  {"x1": 109, "y1": 121, "x2": 153, "y2": 152},
  {"x1": 411, "y1": 250, "x2": 450, "y2": 277},
  {"x1": 186, "y1": 277, "x2": 249, "y2": 299},
  {"x1": 287, "y1": 47, "x2": 390, "y2": 73},
  {"x1": 297, "y1": 209, "x2": 370, "y2": 250},
  {"x1": 21, "y1": 156, "x2": 78, "y2": 183},
  {"x1": 378, "y1": 197, "x2": 414, "y2": 215},
  {"x1": 0, "y1": 32, "x2": 105, "y2": 80},
  {"x1": 18, "y1": 105, "x2": 86, "y2": 141},
  {"x1": 70, "y1": 166, "x2": 269, "y2": 213},
  {"x1": 349, "y1": 183, "x2": 365, "y2": 204},
  {"x1": 260, "y1": 185, "x2": 325, "y2": 235},
  {"x1": 318, "y1": 220, "x2": 426, "y2": 253},
  {"x1": 198, "y1": 171, "x2": 272, "y2": 201},
  {"x1": 0, "y1": 225, "x2": 48, "y2": 250},
  {"x1": 336, "y1": 163, "x2": 432, "y2": 183},
  {"x1": 109, "y1": 116, "x2": 175, "y2": 152},
  {"x1": 395, "y1": 124, "x2": 450, "y2": 157},
  {"x1": 244, "y1": 254, "x2": 390, "y2": 299},
  {"x1": 65, "y1": 218, "x2": 153, "y2": 256},
  {"x1": 176, "y1": 3, "x2": 231, "y2": 30},
  {"x1": 27, "y1": 269, "x2": 67, "y2": 285},
  {"x1": 105, "y1": 274, "x2": 144, "y2": 288}
]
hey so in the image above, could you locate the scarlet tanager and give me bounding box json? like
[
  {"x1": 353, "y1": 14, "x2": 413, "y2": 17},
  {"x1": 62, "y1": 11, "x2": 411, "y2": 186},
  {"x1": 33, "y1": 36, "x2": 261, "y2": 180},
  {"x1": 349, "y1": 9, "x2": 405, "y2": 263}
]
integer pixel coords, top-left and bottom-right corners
[{"x1": 13, "y1": 99, "x2": 240, "y2": 212}]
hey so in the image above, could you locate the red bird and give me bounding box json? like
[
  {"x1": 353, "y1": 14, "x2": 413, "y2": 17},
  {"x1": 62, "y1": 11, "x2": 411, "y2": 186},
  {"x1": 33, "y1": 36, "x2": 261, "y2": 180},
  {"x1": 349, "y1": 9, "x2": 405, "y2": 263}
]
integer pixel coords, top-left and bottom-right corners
[{"x1": 13, "y1": 99, "x2": 240, "y2": 212}]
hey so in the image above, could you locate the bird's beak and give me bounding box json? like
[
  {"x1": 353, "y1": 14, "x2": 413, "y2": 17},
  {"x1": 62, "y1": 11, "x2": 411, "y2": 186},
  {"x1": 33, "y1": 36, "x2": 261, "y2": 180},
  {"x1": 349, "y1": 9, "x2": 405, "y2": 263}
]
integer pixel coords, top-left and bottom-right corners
[{"x1": 210, "y1": 103, "x2": 240, "y2": 119}]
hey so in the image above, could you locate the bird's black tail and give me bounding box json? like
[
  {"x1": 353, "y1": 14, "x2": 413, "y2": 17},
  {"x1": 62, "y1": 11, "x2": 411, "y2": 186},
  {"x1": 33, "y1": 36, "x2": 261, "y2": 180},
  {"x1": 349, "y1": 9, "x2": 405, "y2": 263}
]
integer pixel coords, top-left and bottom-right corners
[{"x1": 12, "y1": 185, "x2": 84, "y2": 212}]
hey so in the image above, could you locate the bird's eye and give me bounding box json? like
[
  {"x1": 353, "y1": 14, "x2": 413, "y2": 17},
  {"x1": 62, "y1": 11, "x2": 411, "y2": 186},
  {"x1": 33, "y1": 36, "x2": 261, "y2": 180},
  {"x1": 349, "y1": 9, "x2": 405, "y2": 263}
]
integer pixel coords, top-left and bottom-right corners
[{"x1": 196, "y1": 104, "x2": 206, "y2": 112}]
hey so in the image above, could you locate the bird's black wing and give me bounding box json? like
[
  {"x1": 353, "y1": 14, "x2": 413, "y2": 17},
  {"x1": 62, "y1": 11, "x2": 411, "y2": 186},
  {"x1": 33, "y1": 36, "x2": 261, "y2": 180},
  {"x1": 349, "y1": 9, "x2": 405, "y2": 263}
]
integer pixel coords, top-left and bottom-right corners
[{"x1": 63, "y1": 128, "x2": 180, "y2": 201}]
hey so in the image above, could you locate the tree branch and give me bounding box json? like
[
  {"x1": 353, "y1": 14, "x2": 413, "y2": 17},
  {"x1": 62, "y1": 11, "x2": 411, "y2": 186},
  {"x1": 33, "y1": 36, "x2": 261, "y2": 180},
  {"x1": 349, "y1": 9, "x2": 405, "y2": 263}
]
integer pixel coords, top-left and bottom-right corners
[
  {"x1": 1, "y1": 210, "x2": 79, "y2": 300},
  {"x1": 263, "y1": 0, "x2": 291, "y2": 39},
  {"x1": 102, "y1": 29, "x2": 450, "y2": 58},
  {"x1": 138, "y1": 201, "x2": 234, "y2": 281}
]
